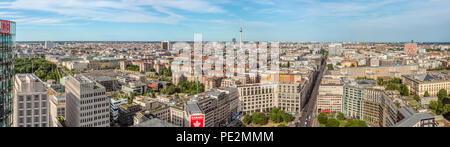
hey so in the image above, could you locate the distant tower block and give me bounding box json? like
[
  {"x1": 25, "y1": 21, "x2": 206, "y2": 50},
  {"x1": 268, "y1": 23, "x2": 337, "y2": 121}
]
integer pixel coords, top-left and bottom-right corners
[{"x1": 161, "y1": 41, "x2": 170, "y2": 50}]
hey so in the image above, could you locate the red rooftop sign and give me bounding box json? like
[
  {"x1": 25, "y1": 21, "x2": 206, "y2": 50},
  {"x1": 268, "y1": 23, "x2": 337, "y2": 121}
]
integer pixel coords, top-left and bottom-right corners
[
  {"x1": 190, "y1": 115, "x2": 205, "y2": 127},
  {"x1": 1, "y1": 20, "x2": 11, "y2": 34}
]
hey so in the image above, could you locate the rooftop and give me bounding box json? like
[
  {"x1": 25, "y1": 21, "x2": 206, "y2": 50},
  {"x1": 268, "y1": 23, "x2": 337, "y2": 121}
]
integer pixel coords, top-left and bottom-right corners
[
  {"x1": 395, "y1": 106, "x2": 434, "y2": 127},
  {"x1": 404, "y1": 72, "x2": 450, "y2": 82},
  {"x1": 132, "y1": 118, "x2": 179, "y2": 127}
]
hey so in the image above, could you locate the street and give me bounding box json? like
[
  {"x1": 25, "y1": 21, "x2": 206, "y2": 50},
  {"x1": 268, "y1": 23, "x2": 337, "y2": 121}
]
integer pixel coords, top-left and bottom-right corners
[{"x1": 295, "y1": 57, "x2": 326, "y2": 127}]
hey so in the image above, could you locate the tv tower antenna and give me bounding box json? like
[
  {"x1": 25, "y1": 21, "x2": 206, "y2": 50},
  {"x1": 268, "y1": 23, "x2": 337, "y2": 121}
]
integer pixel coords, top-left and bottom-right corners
[{"x1": 240, "y1": 19, "x2": 243, "y2": 50}]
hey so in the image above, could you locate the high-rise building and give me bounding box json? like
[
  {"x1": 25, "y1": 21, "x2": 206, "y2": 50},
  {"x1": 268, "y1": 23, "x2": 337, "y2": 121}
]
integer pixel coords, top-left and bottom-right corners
[
  {"x1": 13, "y1": 74, "x2": 49, "y2": 127},
  {"x1": 0, "y1": 19, "x2": 15, "y2": 127},
  {"x1": 161, "y1": 41, "x2": 170, "y2": 50},
  {"x1": 65, "y1": 74, "x2": 110, "y2": 127},
  {"x1": 44, "y1": 41, "x2": 54, "y2": 49}
]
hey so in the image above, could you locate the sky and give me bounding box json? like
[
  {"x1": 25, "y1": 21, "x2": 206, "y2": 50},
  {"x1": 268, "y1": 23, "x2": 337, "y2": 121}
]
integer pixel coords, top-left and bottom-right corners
[{"x1": 0, "y1": 0, "x2": 450, "y2": 42}]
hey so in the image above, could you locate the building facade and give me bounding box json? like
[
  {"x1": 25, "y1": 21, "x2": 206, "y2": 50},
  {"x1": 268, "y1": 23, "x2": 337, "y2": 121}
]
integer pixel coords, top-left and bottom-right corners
[
  {"x1": 342, "y1": 80, "x2": 398, "y2": 127},
  {"x1": 13, "y1": 74, "x2": 49, "y2": 127},
  {"x1": 317, "y1": 76, "x2": 343, "y2": 113},
  {"x1": 404, "y1": 43, "x2": 418, "y2": 56},
  {"x1": 0, "y1": 20, "x2": 15, "y2": 127},
  {"x1": 65, "y1": 74, "x2": 110, "y2": 127},
  {"x1": 402, "y1": 72, "x2": 450, "y2": 97}
]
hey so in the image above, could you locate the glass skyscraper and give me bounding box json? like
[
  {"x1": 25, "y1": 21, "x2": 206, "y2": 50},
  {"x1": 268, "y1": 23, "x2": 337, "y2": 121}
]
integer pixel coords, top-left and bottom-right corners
[{"x1": 0, "y1": 20, "x2": 16, "y2": 127}]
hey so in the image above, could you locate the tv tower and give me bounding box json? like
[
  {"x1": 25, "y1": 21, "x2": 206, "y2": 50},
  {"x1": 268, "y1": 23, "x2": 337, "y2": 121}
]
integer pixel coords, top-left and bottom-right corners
[{"x1": 240, "y1": 20, "x2": 243, "y2": 50}]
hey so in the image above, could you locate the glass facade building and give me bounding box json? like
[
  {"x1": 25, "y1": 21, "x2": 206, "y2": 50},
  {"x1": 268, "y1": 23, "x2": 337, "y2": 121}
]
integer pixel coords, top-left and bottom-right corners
[{"x1": 0, "y1": 20, "x2": 16, "y2": 127}]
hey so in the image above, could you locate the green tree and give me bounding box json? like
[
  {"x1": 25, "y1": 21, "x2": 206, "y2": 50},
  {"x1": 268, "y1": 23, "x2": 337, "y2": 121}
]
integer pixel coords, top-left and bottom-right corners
[
  {"x1": 277, "y1": 124, "x2": 287, "y2": 127},
  {"x1": 282, "y1": 113, "x2": 294, "y2": 122},
  {"x1": 390, "y1": 78, "x2": 402, "y2": 84},
  {"x1": 430, "y1": 100, "x2": 438, "y2": 111},
  {"x1": 424, "y1": 91, "x2": 430, "y2": 97},
  {"x1": 344, "y1": 119, "x2": 368, "y2": 127},
  {"x1": 443, "y1": 104, "x2": 450, "y2": 114},
  {"x1": 377, "y1": 77, "x2": 384, "y2": 85},
  {"x1": 269, "y1": 108, "x2": 282, "y2": 123},
  {"x1": 326, "y1": 118, "x2": 340, "y2": 127},
  {"x1": 327, "y1": 64, "x2": 334, "y2": 70},
  {"x1": 126, "y1": 64, "x2": 140, "y2": 72},
  {"x1": 318, "y1": 112, "x2": 328, "y2": 125},
  {"x1": 413, "y1": 95, "x2": 420, "y2": 102},
  {"x1": 385, "y1": 83, "x2": 399, "y2": 91},
  {"x1": 438, "y1": 89, "x2": 448, "y2": 100},
  {"x1": 252, "y1": 113, "x2": 267, "y2": 125},
  {"x1": 337, "y1": 112, "x2": 345, "y2": 121},
  {"x1": 399, "y1": 84, "x2": 409, "y2": 96},
  {"x1": 243, "y1": 114, "x2": 252, "y2": 125}
]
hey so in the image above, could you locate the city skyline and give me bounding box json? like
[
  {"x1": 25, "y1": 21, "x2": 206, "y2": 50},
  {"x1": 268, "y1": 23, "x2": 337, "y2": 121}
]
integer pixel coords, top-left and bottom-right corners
[{"x1": 0, "y1": 0, "x2": 449, "y2": 42}]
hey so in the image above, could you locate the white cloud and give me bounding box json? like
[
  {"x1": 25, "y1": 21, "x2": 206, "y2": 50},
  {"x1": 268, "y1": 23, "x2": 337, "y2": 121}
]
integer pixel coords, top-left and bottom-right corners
[{"x1": 0, "y1": 0, "x2": 225, "y2": 24}]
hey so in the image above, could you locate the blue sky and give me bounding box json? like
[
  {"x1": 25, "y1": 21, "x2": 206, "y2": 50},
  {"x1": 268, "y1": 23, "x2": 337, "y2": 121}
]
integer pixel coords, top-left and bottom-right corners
[{"x1": 0, "y1": 0, "x2": 450, "y2": 42}]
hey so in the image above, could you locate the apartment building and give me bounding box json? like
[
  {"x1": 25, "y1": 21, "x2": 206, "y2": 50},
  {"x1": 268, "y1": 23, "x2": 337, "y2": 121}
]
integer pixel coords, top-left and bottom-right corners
[
  {"x1": 402, "y1": 72, "x2": 450, "y2": 97},
  {"x1": 65, "y1": 74, "x2": 110, "y2": 127},
  {"x1": 13, "y1": 74, "x2": 49, "y2": 127}
]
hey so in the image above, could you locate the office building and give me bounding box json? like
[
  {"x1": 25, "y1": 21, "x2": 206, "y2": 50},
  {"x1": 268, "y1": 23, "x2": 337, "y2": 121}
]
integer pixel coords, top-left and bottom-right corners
[
  {"x1": 342, "y1": 80, "x2": 398, "y2": 127},
  {"x1": 44, "y1": 41, "x2": 55, "y2": 49},
  {"x1": 0, "y1": 20, "x2": 15, "y2": 127},
  {"x1": 238, "y1": 81, "x2": 309, "y2": 115},
  {"x1": 185, "y1": 87, "x2": 239, "y2": 127},
  {"x1": 13, "y1": 74, "x2": 49, "y2": 127},
  {"x1": 317, "y1": 75, "x2": 343, "y2": 113},
  {"x1": 65, "y1": 74, "x2": 110, "y2": 127}
]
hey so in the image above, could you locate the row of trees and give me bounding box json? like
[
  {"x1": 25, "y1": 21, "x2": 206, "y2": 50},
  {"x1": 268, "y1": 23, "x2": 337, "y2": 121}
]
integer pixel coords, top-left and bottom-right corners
[
  {"x1": 159, "y1": 67, "x2": 172, "y2": 77},
  {"x1": 429, "y1": 89, "x2": 450, "y2": 115},
  {"x1": 243, "y1": 112, "x2": 267, "y2": 125},
  {"x1": 385, "y1": 83, "x2": 409, "y2": 96},
  {"x1": 126, "y1": 65, "x2": 140, "y2": 72},
  {"x1": 379, "y1": 77, "x2": 409, "y2": 96},
  {"x1": 318, "y1": 112, "x2": 368, "y2": 127},
  {"x1": 268, "y1": 108, "x2": 294, "y2": 123},
  {"x1": 243, "y1": 108, "x2": 294, "y2": 126},
  {"x1": 15, "y1": 58, "x2": 63, "y2": 82},
  {"x1": 377, "y1": 77, "x2": 402, "y2": 86},
  {"x1": 160, "y1": 81, "x2": 205, "y2": 95}
]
